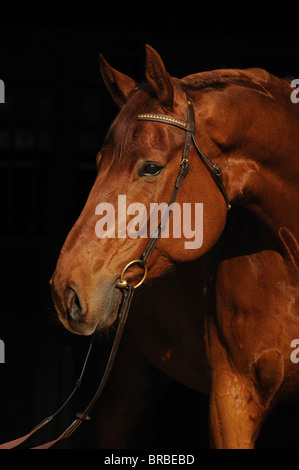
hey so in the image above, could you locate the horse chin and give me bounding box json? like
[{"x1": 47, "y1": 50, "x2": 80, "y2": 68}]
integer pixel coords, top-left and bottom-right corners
[
  {"x1": 62, "y1": 319, "x2": 98, "y2": 336},
  {"x1": 94, "y1": 283, "x2": 123, "y2": 332}
]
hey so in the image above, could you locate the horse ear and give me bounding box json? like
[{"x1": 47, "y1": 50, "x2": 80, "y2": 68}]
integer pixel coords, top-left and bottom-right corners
[
  {"x1": 99, "y1": 54, "x2": 136, "y2": 108},
  {"x1": 145, "y1": 45, "x2": 174, "y2": 110}
]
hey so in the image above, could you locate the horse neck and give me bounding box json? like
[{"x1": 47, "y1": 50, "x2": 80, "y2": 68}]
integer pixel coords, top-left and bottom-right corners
[{"x1": 222, "y1": 100, "x2": 299, "y2": 243}]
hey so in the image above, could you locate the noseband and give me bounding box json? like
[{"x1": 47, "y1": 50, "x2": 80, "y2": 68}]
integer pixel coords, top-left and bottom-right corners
[{"x1": 0, "y1": 95, "x2": 230, "y2": 449}]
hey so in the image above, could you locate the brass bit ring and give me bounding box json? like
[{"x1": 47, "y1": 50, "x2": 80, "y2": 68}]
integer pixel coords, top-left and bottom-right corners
[{"x1": 116, "y1": 260, "x2": 148, "y2": 290}]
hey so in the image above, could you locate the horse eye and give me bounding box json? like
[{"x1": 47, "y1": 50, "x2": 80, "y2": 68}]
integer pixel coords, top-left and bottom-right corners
[{"x1": 140, "y1": 163, "x2": 163, "y2": 177}]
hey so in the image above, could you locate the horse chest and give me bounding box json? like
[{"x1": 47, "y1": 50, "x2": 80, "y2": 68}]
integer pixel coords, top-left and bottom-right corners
[{"x1": 128, "y1": 305, "x2": 210, "y2": 394}]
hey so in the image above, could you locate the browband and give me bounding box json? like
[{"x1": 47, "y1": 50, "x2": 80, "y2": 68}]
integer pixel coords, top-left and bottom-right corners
[{"x1": 137, "y1": 113, "x2": 196, "y2": 134}]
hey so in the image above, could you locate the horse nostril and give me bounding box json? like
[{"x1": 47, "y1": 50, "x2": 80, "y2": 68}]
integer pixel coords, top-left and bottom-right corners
[{"x1": 66, "y1": 287, "x2": 84, "y2": 321}]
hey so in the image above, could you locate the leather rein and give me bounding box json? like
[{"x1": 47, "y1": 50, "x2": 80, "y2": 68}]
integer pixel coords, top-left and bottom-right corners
[{"x1": 0, "y1": 95, "x2": 230, "y2": 449}]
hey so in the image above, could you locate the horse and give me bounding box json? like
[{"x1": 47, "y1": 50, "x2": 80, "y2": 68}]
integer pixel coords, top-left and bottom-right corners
[{"x1": 50, "y1": 45, "x2": 299, "y2": 449}]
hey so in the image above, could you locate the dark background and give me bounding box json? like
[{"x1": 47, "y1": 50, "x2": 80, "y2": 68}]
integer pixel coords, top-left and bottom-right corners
[{"x1": 0, "y1": 2, "x2": 299, "y2": 450}]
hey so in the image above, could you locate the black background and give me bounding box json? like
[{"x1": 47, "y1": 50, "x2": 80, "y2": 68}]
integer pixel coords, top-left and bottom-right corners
[{"x1": 0, "y1": 1, "x2": 299, "y2": 450}]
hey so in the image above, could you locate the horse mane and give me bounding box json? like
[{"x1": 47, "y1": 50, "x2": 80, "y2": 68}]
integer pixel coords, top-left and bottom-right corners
[{"x1": 182, "y1": 68, "x2": 293, "y2": 103}]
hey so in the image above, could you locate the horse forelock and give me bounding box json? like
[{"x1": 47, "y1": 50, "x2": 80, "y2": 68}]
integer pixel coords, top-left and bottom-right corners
[{"x1": 103, "y1": 84, "x2": 160, "y2": 164}]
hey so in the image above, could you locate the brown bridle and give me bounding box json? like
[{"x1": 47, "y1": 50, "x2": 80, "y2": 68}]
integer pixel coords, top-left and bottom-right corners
[
  {"x1": 0, "y1": 95, "x2": 230, "y2": 449},
  {"x1": 116, "y1": 96, "x2": 230, "y2": 290}
]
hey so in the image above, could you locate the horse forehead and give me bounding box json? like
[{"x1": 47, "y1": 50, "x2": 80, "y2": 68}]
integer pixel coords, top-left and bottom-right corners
[{"x1": 135, "y1": 120, "x2": 184, "y2": 154}]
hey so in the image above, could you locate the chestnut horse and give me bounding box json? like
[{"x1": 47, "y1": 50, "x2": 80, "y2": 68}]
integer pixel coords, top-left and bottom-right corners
[{"x1": 50, "y1": 45, "x2": 299, "y2": 448}]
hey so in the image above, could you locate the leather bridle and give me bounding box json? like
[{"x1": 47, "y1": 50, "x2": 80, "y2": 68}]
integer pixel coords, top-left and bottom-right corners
[
  {"x1": 0, "y1": 95, "x2": 230, "y2": 449},
  {"x1": 116, "y1": 96, "x2": 230, "y2": 290}
]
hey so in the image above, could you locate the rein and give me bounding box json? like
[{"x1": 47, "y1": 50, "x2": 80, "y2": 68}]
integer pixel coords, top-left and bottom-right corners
[{"x1": 0, "y1": 95, "x2": 230, "y2": 449}]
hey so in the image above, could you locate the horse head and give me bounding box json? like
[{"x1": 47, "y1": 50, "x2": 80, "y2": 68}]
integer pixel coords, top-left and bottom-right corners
[
  {"x1": 51, "y1": 45, "x2": 299, "y2": 336},
  {"x1": 50, "y1": 45, "x2": 229, "y2": 335}
]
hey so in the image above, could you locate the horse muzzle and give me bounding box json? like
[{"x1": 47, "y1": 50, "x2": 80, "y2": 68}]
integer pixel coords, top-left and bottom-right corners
[{"x1": 50, "y1": 274, "x2": 122, "y2": 335}]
